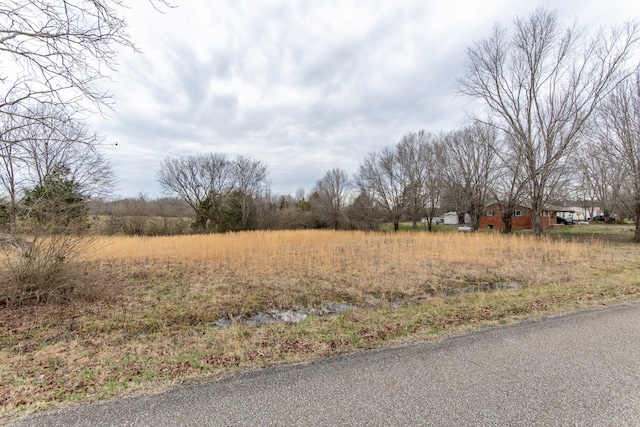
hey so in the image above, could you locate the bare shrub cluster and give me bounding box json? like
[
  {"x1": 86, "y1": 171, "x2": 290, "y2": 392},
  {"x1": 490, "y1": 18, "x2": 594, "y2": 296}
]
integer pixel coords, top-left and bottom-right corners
[{"x1": 0, "y1": 229, "x2": 96, "y2": 306}]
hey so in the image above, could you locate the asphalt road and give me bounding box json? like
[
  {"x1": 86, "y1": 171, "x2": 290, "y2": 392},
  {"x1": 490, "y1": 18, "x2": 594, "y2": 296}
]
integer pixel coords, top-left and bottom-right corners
[{"x1": 11, "y1": 301, "x2": 640, "y2": 426}]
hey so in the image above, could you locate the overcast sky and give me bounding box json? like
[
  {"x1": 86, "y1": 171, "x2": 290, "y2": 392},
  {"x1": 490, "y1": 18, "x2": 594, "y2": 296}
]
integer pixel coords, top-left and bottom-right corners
[{"x1": 92, "y1": 0, "x2": 639, "y2": 199}]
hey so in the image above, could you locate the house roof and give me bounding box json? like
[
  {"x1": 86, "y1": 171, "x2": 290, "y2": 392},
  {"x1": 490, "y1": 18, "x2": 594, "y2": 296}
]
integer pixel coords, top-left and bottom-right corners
[
  {"x1": 484, "y1": 202, "x2": 574, "y2": 213},
  {"x1": 546, "y1": 205, "x2": 576, "y2": 213}
]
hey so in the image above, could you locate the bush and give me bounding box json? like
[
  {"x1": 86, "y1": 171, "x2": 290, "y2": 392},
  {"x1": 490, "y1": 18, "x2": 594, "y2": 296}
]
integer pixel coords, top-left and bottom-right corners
[
  {"x1": 0, "y1": 168, "x2": 96, "y2": 305},
  {"x1": 0, "y1": 232, "x2": 96, "y2": 305}
]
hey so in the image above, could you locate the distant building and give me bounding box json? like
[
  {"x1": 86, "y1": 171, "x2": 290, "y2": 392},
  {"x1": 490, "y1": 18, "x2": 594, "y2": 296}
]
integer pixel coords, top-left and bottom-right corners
[
  {"x1": 478, "y1": 203, "x2": 570, "y2": 230},
  {"x1": 443, "y1": 211, "x2": 459, "y2": 225}
]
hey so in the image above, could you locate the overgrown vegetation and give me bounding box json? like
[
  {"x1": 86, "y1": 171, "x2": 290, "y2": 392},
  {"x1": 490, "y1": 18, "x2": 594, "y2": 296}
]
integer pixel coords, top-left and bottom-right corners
[
  {"x1": 1, "y1": 3, "x2": 639, "y2": 421},
  {"x1": 1, "y1": 228, "x2": 640, "y2": 420},
  {"x1": 0, "y1": 164, "x2": 97, "y2": 305}
]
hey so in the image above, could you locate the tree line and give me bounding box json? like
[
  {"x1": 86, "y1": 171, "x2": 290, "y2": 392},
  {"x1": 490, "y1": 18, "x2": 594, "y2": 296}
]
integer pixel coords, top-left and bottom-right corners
[
  {"x1": 150, "y1": 8, "x2": 640, "y2": 240},
  {"x1": 1, "y1": 6, "x2": 640, "y2": 239}
]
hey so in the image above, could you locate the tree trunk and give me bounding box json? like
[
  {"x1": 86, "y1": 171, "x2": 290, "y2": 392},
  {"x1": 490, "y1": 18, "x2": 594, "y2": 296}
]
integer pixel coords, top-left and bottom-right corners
[
  {"x1": 393, "y1": 220, "x2": 399, "y2": 232},
  {"x1": 531, "y1": 209, "x2": 544, "y2": 237},
  {"x1": 501, "y1": 214, "x2": 513, "y2": 234},
  {"x1": 634, "y1": 200, "x2": 640, "y2": 243},
  {"x1": 500, "y1": 203, "x2": 516, "y2": 234},
  {"x1": 8, "y1": 201, "x2": 17, "y2": 235},
  {"x1": 196, "y1": 214, "x2": 208, "y2": 232},
  {"x1": 471, "y1": 205, "x2": 482, "y2": 231}
]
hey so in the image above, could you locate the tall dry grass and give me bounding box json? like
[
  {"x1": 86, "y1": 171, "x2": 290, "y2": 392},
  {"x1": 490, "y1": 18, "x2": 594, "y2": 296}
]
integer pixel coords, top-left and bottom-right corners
[
  {"x1": 3, "y1": 229, "x2": 640, "y2": 416},
  {"x1": 87, "y1": 230, "x2": 618, "y2": 313},
  {"x1": 95, "y1": 229, "x2": 582, "y2": 264}
]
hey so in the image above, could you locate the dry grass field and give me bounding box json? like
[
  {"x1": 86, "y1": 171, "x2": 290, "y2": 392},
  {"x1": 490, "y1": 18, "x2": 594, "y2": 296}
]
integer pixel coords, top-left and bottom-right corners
[{"x1": 2, "y1": 229, "x2": 640, "y2": 419}]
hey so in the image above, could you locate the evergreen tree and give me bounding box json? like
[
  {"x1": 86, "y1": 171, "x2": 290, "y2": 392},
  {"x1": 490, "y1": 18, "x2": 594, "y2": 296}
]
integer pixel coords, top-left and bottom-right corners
[{"x1": 22, "y1": 164, "x2": 88, "y2": 231}]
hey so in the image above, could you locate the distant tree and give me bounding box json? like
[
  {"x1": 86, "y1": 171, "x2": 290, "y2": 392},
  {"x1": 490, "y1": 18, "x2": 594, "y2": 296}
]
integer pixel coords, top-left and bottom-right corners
[
  {"x1": 396, "y1": 131, "x2": 433, "y2": 229},
  {"x1": 490, "y1": 131, "x2": 528, "y2": 233},
  {"x1": 574, "y1": 141, "x2": 623, "y2": 223},
  {"x1": 311, "y1": 168, "x2": 352, "y2": 229},
  {"x1": 212, "y1": 190, "x2": 246, "y2": 232},
  {"x1": 231, "y1": 155, "x2": 269, "y2": 230},
  {"x1": 257, "y1": 193, "x2": 314, "y2": 230},
  {"x1": 295, "y1": 188, "x2": 307, "y2": 204},
  {"x1": 595, "y1": 72, "x2": 640, "y2": 241},
  {"x1": 105, "y1": 193, "x2": 152, "y2": 236},
  {"x1": 346, "y1": 190, "x2": 382, "y2": 230},
  {"x1": 422, "y1": 137, "x2": 446, "y2": 231},
  {"x1": 460, "y1": 7, "x2": 640, "y2": 235},
  {"x1": 356, "y1": 147, "x2": 408, "y2": 231},
  {"x1": 441, "y1": 123, "x2": 499, "y2": 230},
  {"x1": 157, "y1": 153, "x2": 270, "y2": 232},
  {"x1": 157, "y1": 153, "x2": 233, "y2": 231}
]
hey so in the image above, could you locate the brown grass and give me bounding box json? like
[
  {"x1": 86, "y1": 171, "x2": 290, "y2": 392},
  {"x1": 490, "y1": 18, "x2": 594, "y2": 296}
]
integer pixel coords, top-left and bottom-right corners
[
  {"x1": 2, "y1": 230, "x2": 640, "y2": 420},
  {"x1": 91, "y1": 230, "x2": 595, "y2": 297}
]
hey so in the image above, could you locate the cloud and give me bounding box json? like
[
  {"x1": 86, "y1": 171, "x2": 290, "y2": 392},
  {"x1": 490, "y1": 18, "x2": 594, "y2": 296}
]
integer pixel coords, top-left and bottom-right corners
[{"x1": 91, "y1": 0, "x2": 639, "y2": 198}]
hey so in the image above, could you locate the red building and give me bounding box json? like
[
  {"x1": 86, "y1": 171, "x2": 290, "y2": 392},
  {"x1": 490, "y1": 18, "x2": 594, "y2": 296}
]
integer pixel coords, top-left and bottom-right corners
[{"x1": 479, "y1": 203, "x2": 559, "y2": 230}]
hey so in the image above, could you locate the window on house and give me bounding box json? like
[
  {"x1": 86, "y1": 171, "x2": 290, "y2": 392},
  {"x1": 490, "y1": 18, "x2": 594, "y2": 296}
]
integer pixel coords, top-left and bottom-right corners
[
  {"x1": 514, "y1": 210, "x2": 523, "y2": 217},
  {"x1": 486, "y1": 209, "x2": 494, "y2": 217}
]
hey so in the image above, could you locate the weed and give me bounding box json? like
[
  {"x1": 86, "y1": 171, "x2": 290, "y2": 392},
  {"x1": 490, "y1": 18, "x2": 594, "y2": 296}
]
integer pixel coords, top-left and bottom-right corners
[{"x1": 1, "y1": 229, "x2": 640, "y2": 418}]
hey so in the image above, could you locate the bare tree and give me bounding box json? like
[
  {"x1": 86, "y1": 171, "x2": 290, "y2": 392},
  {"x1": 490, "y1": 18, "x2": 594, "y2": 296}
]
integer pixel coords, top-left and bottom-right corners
[
  {"x1": 0, "y1": 1, "x2": 173, "y2": 304},
  {"x1": 157, "y1": 154, "x2": 271, "y2": 232},
  {"x1": 232, "y1": 155, "x2": 270, "y2": 230},
  {"x1": 23, "y1": 118, "x2": 114, "y2": 197},
  {"x1": 441, "y1": 123, "x2": 500, "y2": 230},
  {"x1": 396, "y1": 131, "x2": 432, "y2": 229},
  {"x1": 0, "y1": 110, "x2": 24, "y2": 228},
  {"x1": 311, "y1": 168, "x2": 352, "y2": 229},
  {"x1": 356, "y1": 147, "x2": 408, "y2": 232},
  {"x1": 574, "y1": 140, "x2": 624, "y2": 223},
  {"x1": 490, "y1": 131, "x2": 528, "y2": 233},
  {"x1": 460, "y1": 7, "x2": 640, "y2": 235},
  {"x1": 0, "y1": 108, "x2": 114, "y2": 231},
  {"x1": 616, "y1": 179, "x2": 638, "y2": 222},
  {"x1": 0, "y1": 0, "x2": 171, "y2": 117},
  {"x1": 157, "y1": 153, "x2": 234, "y2": 231},
  {"x1": 423, "y1": 136, "x2": 446, "y2": 231},
  {"x1": 595, "y1": 73, "x2": 640, "y2": 241},
  {"x1": 346, "y1": 189, "x2": 382, "y2": 230}
]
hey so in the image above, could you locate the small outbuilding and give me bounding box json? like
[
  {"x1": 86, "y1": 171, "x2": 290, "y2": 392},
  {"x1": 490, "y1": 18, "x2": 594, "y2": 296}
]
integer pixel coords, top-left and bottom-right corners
[{"x1": 443, "y1": 211, "x2": 459, "y2": 225}]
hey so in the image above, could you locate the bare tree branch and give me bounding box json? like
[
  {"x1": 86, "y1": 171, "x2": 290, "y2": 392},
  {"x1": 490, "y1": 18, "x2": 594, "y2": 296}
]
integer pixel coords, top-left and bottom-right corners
[{"x1": 460, "y1": 7, "x2": 640, "y2": 235}]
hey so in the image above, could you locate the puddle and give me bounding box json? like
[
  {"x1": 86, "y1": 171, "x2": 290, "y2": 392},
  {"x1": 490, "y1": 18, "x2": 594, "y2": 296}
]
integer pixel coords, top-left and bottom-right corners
[
  {"x1": 208, "y1": 301, "x2": 358, "y2": 328},
  {"x1": 207, "y1": 283, "x2": 521, "y2": 329},
  {"x1": 442, "y1": 282, "x2": 522, "y2": 296}
]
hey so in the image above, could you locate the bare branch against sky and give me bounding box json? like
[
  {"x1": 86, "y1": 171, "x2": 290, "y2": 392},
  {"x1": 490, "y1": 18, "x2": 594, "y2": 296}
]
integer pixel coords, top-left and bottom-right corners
[{"x1": 86, "y1": 0, "x2": 638, "y2": 198}]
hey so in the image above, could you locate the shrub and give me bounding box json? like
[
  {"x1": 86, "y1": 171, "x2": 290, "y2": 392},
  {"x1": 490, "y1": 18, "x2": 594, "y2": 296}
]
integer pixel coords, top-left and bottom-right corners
[{"x1": 0, "y1": 231, "x2": 95, "y2": 305}]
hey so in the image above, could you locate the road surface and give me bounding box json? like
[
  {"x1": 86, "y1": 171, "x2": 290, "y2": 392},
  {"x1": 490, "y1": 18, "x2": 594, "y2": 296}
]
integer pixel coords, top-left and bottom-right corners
[{"x1": 11, "y1": 301, "x2": 640, "y2": 426}]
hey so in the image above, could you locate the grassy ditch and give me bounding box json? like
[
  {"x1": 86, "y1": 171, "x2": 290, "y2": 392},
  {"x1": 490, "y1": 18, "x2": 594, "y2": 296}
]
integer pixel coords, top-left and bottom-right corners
[{"x1": 1, "y1": 229, "x2": 640, "y2": 419}]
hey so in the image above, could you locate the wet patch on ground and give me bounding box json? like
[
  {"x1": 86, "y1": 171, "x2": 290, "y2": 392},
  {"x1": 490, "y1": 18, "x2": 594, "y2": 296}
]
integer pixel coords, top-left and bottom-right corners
[
  {"x1": 208, "y1": 301, "x2": 359, "y2": 328},
  {"x1": 208, "y1": 282, "x2": 522, "y2": 328}
]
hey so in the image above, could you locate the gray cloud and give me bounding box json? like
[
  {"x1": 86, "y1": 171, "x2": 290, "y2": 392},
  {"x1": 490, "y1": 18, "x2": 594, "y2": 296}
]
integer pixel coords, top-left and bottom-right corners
[{"x1": 92, "y1": 0, "x2": 639, "y2": 198}]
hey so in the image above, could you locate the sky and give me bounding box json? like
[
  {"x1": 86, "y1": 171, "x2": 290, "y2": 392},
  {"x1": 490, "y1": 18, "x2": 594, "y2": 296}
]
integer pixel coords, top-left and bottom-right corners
[{"x1": 92, "y1": 0, "x2": 639, "y2": 199}]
